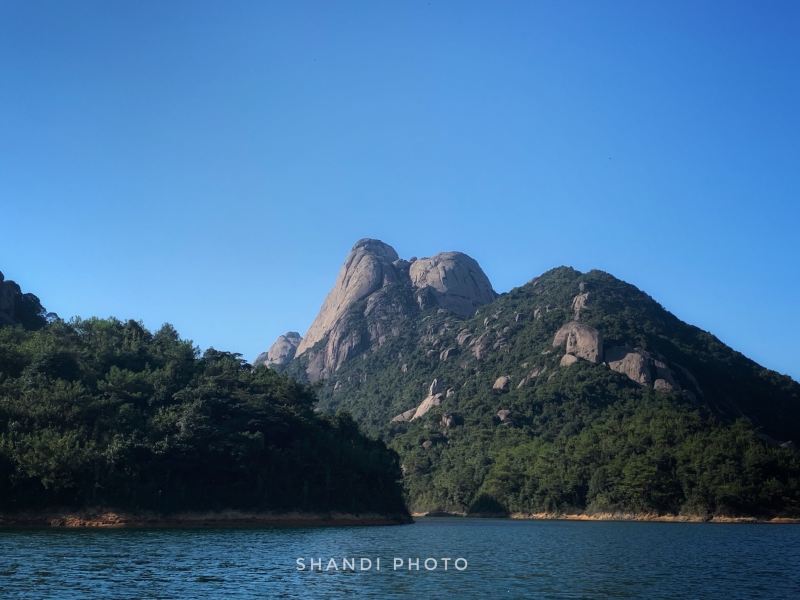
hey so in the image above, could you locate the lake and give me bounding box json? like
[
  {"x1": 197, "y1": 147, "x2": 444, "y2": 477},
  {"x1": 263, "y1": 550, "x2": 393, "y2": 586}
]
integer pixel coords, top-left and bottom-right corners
[{"x1": 1, "y1": 517, "x2": 799, "y2": 598}]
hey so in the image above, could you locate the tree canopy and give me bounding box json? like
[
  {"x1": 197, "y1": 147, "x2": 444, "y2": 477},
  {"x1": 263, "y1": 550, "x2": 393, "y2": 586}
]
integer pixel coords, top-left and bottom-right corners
[{"x1": 0, "y1": 317, "x2": 407, "y2": 516}]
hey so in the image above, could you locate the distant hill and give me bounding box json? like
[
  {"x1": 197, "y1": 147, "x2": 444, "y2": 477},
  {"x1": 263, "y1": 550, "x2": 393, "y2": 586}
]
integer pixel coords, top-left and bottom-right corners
[{"x1": 264, "y1": 240, "x2": 800, "y2": 518}]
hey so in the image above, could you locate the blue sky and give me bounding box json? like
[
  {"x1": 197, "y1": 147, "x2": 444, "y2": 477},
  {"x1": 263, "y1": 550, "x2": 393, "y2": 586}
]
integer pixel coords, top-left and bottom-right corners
[{"x1": 1, "y1": 1, "x2": 798, "y2": 380}]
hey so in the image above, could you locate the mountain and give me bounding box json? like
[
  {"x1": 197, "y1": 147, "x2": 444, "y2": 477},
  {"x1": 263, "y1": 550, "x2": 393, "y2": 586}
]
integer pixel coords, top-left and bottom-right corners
[
  {"x1": 0, "y1": 273, "x2": 408, "y2": 522},
  {"x1": 267, "y1": 238, "x2": 497, "y2": 381},
  {"x1": 264, "y1": 240, "x2": 800, "y2": 518}
]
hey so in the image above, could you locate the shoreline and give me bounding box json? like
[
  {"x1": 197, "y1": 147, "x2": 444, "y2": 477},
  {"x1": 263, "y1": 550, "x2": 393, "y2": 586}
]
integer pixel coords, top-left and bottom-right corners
[
  {"x1": 0, "y1": 509, "x2": 412, "y2": 529},
  {"x1": 411, "y1": 511, "x2": 800, "y2": 524}
]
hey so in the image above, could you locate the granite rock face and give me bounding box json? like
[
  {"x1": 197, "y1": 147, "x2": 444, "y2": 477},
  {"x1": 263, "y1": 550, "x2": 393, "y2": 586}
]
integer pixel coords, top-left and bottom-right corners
[
  {"x1": 254, "y1": 332, "x2": 302, "y2": 368},
  {"x1": 276, "y1": 239, "x2": 496, "y2": 381},
  {"x1": 409, "y1": 252, "x2": 496, "y2": 317},
  {"x1": 605, "y1": 345, "x2": 681, "y2": 392},
  {"x1": 553, "y1": 321, "x2": 603, "y2": 364},
  {"x1": 605, "y1": 346, "x2": 653, "y2": 385},
  {"x1": 391, "y1": 379, "x2": 448, "y2": 423},
  {"x1": 296, "y1": 239, "x2": 402, "y2": 356}
]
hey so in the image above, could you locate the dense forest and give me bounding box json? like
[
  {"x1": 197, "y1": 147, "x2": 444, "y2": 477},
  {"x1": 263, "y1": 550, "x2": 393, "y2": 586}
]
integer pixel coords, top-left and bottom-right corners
[
  {"x1": 0, "y1": 278, "x2": 407, "y2": 517},
  {"x1": 392, "y1": 371, "x2": 800, "y2": 517},
  {"x1": 297, "y1": 267, "x2": 800, "y2": 518}
]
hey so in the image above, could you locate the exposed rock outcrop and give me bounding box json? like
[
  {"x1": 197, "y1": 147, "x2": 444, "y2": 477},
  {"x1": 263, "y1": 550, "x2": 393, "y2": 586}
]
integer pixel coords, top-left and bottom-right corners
[
  {"x1": 254, "y1": 332, "x2": 302, "y2": 368},
  {"x1": 560, "y1": 354, "x2": 579, "y2": 367},
  {"x1": 277, "y1": 239, "x2": 496, "y2": 381},
  {"x1": 471, "y1": 331, "x2": 493, "y2": 360},
  {"x1": 571, "y1": 292, "x2": 590, "y2": 320},
  {"x1": 605, "y1": 346, "x2": 653, "y2": 385},
  {"x1": 605, "y1": 345, "x2": 681, "y2": 392},
  {"x1": 439, "y1": 347, "x2": 459, "y2": 361},
  {"x1": 653, "y1": 359, "x2": 678, "y2": 392},
  {"x1": 409, "y1": 252, "x2": 496, "y2": 317},
  {"x1": 296, "y1": 239, "x2": 402, "y2": 356},
  {"x1": 429, "y1": 378, "x2": 444, "y2": 395},
  {"x1": 391, "y1": 379, "x2": 447, "y2": 423},
  {"x1": 412, "y1": 390, "x2": 444, "y2": 420},
  {"x1": 493, "y1": 376, "x2": 511, "y2": 393},
  {"x1": 553, "y1": 321, "x2": 603, "y2": 363},
  {"x1": 391, "y1": 408, "x2": 418, "y2": 424},
  {"x1": 456, "y1": 329, "x2": 473, "y2": 346}
]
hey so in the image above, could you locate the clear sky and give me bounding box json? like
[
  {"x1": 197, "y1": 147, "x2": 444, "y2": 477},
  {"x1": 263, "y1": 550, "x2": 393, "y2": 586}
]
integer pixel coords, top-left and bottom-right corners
[{"x1": 1, "y1": 1, "x2": 798, "y2": 380}]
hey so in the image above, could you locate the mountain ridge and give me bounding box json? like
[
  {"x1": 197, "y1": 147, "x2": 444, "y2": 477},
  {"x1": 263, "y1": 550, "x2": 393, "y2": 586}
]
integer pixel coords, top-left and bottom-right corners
[
  {"x1": 257, "y1": 238, "x2": 497, "y2": 381},
  {"x1": 260, "y1": 240, "x2": 800, "y2": 516}
]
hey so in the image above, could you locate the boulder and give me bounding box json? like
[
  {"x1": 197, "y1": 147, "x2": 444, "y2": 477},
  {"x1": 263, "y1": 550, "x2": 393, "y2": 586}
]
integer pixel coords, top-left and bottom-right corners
[
  {"x1": 553, "y1": 321, "x2": 603, "y2": 363},
  {"x1": 605, "y1": 346, "x2": 653, "y2": 385},
  {"x1": 496, "y1": 409, "x2": 512, "y2": 422},
  {"x1": 439, "y1": 347, "x2": 459, "y2": 361},
  {"x1": 560, "y1": 354, "x2": 579, "y2": 367},
  {"x1": 412, "y1": 393, "x2": 444, "y2": 420},
  {"x1": 492, "y1": 376, "x2": 511, "y2": 393},
  {"x1": 471, "y1": 331, "x2": 493, "y2": 360},
  {"x1": 456, "y1": 329, "x2": 473, "y2": 346},
  {"x1": 391, "y1": 408, "x2": 418, "y2": 423},
  {"x1": 429, "y1": 378, "x2": 444, "y2": 395},
  {"x1": 604, "y1": 346, "x2": 681, "y2": 392}
]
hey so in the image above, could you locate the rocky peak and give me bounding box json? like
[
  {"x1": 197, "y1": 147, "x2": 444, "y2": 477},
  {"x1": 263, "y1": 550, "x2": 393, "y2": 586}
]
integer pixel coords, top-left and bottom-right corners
[
  {"x1": 254, "y1": 331, "x2": 302, "y2": 368},
  {"x1": 409, "y1": 252, "x2": 497, "y2": 317},
  {"x1": 279, "y1": 239, "x2": 496, "y2": 381},
  {"x1": 295, "y1": 239, "x2": 402, "y2": 356}
]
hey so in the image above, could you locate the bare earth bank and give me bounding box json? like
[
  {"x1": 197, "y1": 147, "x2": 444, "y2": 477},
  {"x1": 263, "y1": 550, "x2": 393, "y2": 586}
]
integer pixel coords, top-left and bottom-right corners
[
  {"x1": 412, "y1": 511, "x2": 800, "y2": 524},
  {"x1": 0, "y1": 509, "x2": 412, "y2": 528}
]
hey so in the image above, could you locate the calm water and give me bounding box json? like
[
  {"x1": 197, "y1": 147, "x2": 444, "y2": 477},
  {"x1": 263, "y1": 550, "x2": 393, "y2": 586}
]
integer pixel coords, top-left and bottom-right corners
[{"x1": 1, "y1": 518, "x2": 799, "y2": 599}]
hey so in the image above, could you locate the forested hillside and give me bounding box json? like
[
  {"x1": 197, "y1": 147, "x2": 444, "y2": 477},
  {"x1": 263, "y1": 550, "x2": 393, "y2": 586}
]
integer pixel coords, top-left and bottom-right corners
[
  {"x1": 280, "y1": 258, "x2": 800, "y2": 518},
  {"x1": 0, "y1": 274, "x2": 407, "y2": 518}
]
